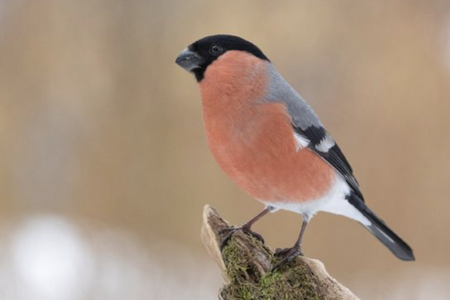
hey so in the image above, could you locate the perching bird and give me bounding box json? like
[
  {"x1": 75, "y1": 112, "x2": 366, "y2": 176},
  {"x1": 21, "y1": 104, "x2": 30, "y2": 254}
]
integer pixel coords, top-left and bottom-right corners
[{"x1": 175, "y1": 34, "x2": 415, "y2": 264}]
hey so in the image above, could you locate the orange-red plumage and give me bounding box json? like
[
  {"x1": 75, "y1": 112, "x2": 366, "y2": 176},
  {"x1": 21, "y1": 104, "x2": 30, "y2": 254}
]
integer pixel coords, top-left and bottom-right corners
[{"x1": 200, "y1": 51, "x2": 334, "y2": 204}]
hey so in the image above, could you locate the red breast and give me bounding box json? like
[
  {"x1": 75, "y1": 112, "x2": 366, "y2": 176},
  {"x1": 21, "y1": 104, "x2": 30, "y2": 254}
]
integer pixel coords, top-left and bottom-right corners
[{"x1": 199, "y1": 51, "x2": 334, "y2": 203}]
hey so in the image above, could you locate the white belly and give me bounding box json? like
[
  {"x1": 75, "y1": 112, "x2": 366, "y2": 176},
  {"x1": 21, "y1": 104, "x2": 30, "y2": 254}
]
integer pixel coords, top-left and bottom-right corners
[{"x1": 261, "y1": 174, "x2": 371, "y2": 226}]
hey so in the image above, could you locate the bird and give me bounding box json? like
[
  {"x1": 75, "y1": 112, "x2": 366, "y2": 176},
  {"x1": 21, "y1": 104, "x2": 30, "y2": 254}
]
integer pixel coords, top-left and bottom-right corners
[{"x1": 175, "y1": 34, "x2": 415, "y2": 265}]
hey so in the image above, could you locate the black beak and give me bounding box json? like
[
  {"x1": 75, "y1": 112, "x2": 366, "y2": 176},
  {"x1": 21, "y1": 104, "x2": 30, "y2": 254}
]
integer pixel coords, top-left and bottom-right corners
[{"x1": 175, "y1": 48, "x2": 203, "y2": 72}]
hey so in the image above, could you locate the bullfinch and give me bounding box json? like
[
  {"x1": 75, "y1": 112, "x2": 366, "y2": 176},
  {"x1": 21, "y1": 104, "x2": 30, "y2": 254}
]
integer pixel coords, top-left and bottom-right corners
[{"x1": 175, "y1": 34, "x2": 415, "y2": 265}]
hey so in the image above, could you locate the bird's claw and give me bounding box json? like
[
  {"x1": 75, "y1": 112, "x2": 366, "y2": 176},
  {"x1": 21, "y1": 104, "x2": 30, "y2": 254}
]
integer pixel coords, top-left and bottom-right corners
[
  {"x1": 219, "y1": 226, "x2": 265, "y2": 251},
  {"x1": 274, "y1": 246, "x2": 304, "y2": 257},
  {"x1": 272, "y1": 246, "x2": 303, "y2": 271}
]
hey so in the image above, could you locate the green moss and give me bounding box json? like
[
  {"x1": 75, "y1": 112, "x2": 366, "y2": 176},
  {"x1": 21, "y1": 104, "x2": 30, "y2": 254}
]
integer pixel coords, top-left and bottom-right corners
[
  {"x1": 220, "y1": 236, "x2": 265, "y2": 299},
  {"x1": 220, "y1": 235, "x2": 324, "y2": 300}
]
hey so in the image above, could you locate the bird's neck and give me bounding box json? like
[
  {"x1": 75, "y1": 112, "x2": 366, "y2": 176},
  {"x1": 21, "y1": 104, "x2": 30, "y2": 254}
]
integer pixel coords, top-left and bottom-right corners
[
  {"x1": 199, "y1": 51, "x2": 268, "y2": 111},
  {"x1": 198, "y1": 51, "x2": 268, "y2": 141}
]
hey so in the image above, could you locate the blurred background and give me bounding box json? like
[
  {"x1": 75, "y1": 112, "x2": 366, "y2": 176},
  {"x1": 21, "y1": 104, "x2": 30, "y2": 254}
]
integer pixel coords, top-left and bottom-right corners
[{"x1": 0, "y1": 0, "x2": 449, "y2": 299}]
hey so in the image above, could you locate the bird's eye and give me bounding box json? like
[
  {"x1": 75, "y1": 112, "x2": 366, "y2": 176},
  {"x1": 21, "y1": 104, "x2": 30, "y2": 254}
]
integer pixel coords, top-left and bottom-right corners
[{"x1": 210, "y1": 45, "x2": 223, "y2": 55}]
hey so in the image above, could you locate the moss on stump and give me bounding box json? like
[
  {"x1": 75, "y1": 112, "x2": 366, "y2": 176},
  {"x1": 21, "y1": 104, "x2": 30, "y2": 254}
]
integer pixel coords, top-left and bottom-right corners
[
  {"x1": 220, "y1": 234, "x2": 323, "y2": 300},
  {"x1": 201, "y1": 205, "x2": 359, "y2": 300}
]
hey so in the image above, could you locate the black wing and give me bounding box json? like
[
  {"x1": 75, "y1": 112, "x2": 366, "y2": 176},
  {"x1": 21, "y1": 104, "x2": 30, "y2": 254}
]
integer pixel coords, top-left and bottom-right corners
[{"x1": 293, "y1": 125, "x2": 365, "y2": 201}]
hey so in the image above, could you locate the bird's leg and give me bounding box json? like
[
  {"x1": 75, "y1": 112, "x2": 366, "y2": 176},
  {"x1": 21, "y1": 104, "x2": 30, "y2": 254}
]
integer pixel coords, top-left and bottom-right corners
[
  {"x1": 273, "y1": 220, "x2": 308, "y2": 270},
  {"x1": 220, "y1": 206, "x2": 275, "y2": 250}
]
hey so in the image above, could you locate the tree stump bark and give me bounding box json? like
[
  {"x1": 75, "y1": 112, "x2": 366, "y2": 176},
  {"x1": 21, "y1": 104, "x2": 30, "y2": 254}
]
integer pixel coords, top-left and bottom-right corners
[{"x1": 201, "y1": 205, "x2": 360, "y2": 300}]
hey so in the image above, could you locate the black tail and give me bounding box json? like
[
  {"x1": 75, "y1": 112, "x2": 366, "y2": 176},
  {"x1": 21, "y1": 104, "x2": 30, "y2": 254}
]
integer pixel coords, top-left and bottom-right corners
[{"x1": 348, "y1": 193, "x2": 415, "y2": 261}]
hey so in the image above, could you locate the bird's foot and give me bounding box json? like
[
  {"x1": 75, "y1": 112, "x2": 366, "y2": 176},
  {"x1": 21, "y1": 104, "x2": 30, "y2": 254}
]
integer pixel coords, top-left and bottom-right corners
[
  {"x1": 219, "y1": 225, "x2": 265, "y2": 251},
  {"x1": 274, "y1": 246, "x2": 304, "y2": 257},
  {"x1": 272, "y1": 245, "x2": 303, "y2": 271}
]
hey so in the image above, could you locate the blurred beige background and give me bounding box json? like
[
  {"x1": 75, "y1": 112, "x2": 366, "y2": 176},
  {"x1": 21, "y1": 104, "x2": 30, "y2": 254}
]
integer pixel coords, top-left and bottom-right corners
[{"x1": 0, "y1": 0, "x2": 449, "y2": 299}]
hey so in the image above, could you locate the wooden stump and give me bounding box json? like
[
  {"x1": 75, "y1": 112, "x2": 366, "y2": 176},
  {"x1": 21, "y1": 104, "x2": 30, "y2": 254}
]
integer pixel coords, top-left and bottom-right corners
[{"x1": 201, "y1": 205, "x2": 360, "y2": 300}]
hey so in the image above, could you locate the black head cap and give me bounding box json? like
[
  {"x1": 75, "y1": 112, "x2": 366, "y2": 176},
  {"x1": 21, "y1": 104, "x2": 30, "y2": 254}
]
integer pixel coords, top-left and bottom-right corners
[{"x1": 175, "y1": 35, "x2": 269, "y2": 81}]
